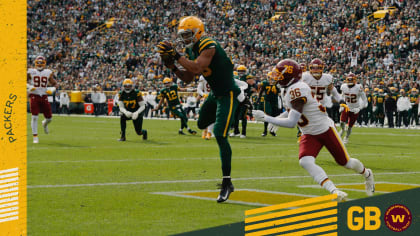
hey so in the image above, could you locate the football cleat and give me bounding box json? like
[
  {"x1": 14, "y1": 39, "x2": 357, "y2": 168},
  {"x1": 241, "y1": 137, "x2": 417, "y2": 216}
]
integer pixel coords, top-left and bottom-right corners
[
  {"x1": 178, "y1": 130, "x2": 186, "y2": 135},
  {"x1": 142, "y1": 130, "x2": 148, "y2": 140},
  {"x1": 33, "y1": 136, "x2": 39, "y2": 144},
  {"x1": 188, "y1": 129, "x2": 197, "y2": 135},
  {"x1": 42, "y1": 120, "x2": 49, "y2": 134},
  {"x1": 217, "y1": 182, "x2": 234, "y2": 203},
  {"x1": 206, "y1": 132, "x2": 212, "y2": 140},
  {"x1": 332, "y1": 189, "x2": 348, "y2": 202},
  {"x1": 261, "y1": 132, "x2": 267, "y2": 137},
  {"x1": 240, "y1": 134, "x2": 246, "y2": 138},
  {"x1": 365, "y1": 169, "x2": 375, "y2": 196},
  {"x1": 229, "y1": 132, "x2": 240, "y2": 137},
  {"x1": 343, "y1": 137, "x2": 349, "y2": 144},
  {"x1": 270, "y1": 131, "x2": 277, "y2": 137},
  {"x1": 202, "y1": 130, "x2": 207, "y2": 139},
  {"x1": 118, "y1": 137, "x2": 126, "y2": 141}
]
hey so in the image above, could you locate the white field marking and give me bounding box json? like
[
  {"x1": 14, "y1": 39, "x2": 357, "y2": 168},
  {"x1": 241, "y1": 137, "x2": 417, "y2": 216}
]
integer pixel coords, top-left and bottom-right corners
[
  {"x1": 0, "y1": 216, "x2": 18, "y2": 223},
  {"x1": 0, "y1": 207, "x2": 18, "y2": 214},
  {"x1": 28, "y1": 152, "x2": 416, "y2": 164},
  {"x1": 0, "y1": 173, "x2": 18, "y2": 179},
  {"x1": 298, "y1": 182, "x2": 420, "y2": 194},
  {"x1": 151, "y1": 189, "x2": 319, "y2": 207},
  {"x1": 0, "y1": 177, "x2": 18, "y2": 185},
  {"x1": 27, "y1": 171, "x2": 420, "y2": 189},
  {"x1": 0, "y1": 187, "x2": 18, "y2": 194},
  {"x1": 0, "y1": 197, "x2": 18, "y2": 204},
  {"x1": 353, "y1": 132, "x2": 420, "y2": 137},
  {"x1": 0, "y1": 182, "x2": 18, "y2": 189},
  {"x1": 0, "y1": 201, "x2": 18, "y2": 209}
]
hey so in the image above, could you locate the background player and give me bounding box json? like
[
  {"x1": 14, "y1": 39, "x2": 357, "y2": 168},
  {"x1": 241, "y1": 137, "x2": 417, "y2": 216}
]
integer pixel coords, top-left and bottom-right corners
[
  {"x1": 117, "y1": 79, "x2": 147, "y2": 141},
  {"x1": 197, "y1": 75, "x2": 213, "y2": 139},
  {"x1": 157, "y1": 16, "x2": 240, "y2": 203},
  {"x1": 253, "y1": 59, "x2": 374, "y2": 202},
  {"x1": 339, "y1": 73, "x2": 367, "y2": 144},
  {"x1": 27, "y1": 56, "x2": 57, "y2": 143},
  {"x1": 257, "y1": 71, "x2": 281, "y2": 136},
  {"x1": 153, "y1": 77, "x2": 197, "y2": 135}
]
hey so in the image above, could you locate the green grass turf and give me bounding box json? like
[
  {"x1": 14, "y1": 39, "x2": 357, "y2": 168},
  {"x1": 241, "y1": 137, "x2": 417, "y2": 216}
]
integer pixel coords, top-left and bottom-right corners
[{"x1": 27, "y1": 115, "x2": 420, "y2": 235}]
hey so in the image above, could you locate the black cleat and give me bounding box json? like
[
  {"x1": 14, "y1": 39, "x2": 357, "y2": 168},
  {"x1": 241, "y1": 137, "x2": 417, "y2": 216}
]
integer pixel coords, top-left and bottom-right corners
[
  {"x1": 217, "y1": 182, "x2": 234, "y2": 203},
  {"x1": 188, "y1": 129, "x2": 197, "y2": 135},
  {"x1": 142, "y1": 130, "x2": 147, "y2": 140},
  {"x1": 261, "y1": 132, "x2": 267, "y2": 137},
  {"x1": 179, "y1": 130, "x2": 186, "y2": 135},
  {"x1": 118, "y1": 137, "x2": 126, "y2": 142},
  {"x1": 270, "y1": 131, "x2": 277, "y2": 137}
]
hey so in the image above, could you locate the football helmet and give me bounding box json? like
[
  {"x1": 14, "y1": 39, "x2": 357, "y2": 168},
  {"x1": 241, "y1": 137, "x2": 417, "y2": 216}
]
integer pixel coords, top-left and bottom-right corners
[
  {"x1": 412, "y1": 88, "x2": 418, "y2": 94},
  {"x1": 272, "y1": 59, "x2": 302, "y2": 88},
  {"x1": 309, "y1": 58, "x2": 324, "y2": 79},
  {"x1": 122, "y1": 79, "x2": 134, "y2": 93},
  {"x1": 237, "y1": 65, "x2": 247, "y2": 76},
  {"x1": 34, "y1": 56, "x2": 46, "y2": 70},
  {"x1": 178, "y1": 16, "x2": 205, "y2": 48},
  {"x1": 364, "y1": 88, "x2": 370, "y2": 92},
  {"x1": 300, "y1": 63, "x2": 307, "y2": 72},
  {"x1": 345, "y1": 73, "x2": 357, "y2": 87},
  {"x1": 379, "y1": 89, "x2": 384, "y2": 95},
  {"x1": 163, "y1": 77, "x2": 172, "y2": 88}
]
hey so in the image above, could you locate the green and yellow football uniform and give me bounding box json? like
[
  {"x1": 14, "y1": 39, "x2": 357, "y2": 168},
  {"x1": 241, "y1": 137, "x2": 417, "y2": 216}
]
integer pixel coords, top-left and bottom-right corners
[
  {"x1": 118, "y1": 89, "x2": 146, "y2": 139},
  {"x1": 160, "y1": 84, "x2": 189, "y2": 130}
]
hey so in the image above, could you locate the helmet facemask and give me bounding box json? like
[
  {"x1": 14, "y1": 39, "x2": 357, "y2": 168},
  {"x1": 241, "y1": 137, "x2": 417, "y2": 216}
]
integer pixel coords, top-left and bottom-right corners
[
  {"x1": 123, "y1": 83, "x2": 133, "y2": 93},
  {"x1": 309, "y1": 64, "x2": 323, "y2": 79},
  {"x1": 178, "y1": 29, "x2": 198, "y2": 48}
]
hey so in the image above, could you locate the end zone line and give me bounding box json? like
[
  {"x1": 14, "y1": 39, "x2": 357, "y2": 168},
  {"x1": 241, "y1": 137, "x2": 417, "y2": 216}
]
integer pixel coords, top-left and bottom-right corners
[{"x1": 27, "y1": 171, "x2": 420, "y2": 189}]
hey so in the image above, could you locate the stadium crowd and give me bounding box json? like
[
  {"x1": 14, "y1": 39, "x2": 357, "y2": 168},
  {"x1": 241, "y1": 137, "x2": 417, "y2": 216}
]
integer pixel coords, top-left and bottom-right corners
[{"x1": 27, "y1": 0, "x2": 419, "y2": 125}]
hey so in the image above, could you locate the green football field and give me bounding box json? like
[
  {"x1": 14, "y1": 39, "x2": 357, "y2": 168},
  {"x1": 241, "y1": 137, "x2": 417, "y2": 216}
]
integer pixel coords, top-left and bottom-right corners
[{"x1": 27, "y1": 115, "x2": 420, "y2": 235}]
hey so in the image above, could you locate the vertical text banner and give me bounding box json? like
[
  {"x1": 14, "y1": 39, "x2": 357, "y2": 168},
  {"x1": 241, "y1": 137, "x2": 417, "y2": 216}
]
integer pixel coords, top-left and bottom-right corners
[{"x1": 0, "y1": 0, "x2": 27, "y2": 235}]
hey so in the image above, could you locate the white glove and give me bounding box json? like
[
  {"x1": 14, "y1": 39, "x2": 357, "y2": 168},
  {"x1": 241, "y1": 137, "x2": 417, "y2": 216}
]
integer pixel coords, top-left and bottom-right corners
[
  {"x1": 124, "y1": 111, "x2": 133, "y2": 118},
  {"x1": 350, "y1": 107, "x2": 360, "y2": 114},
  {"x1": 237, "y1": 90, "x2": 245, "y2": 102},
  {"x1": 268, "y1": 123, "x2": 278, "y2": 133},
  {"x1": 132, "y1": 111, "x2": 140, "y2": 120},
  {"x1": 373, "y1": 106, "x2": 377, "y2": 112},
  {"x1": 252, "y1": 110, "x2": 265, "y2": 122},
  {"x1": 363, "y1": 102, "x2": 368, "y2": 108},
  {"x1": 339, "y1": 106, "x2": 344, "y2": 113}
]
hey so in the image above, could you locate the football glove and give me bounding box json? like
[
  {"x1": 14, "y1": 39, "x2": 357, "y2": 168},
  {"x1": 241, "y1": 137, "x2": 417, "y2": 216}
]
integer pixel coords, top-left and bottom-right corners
[
  {"x1": 124, "y1": 111, "x2": 133, "y2": 119},
  {"x1": 268, "y1": 123, "x2": 279, "y2": 133},
  {"x1": 339, "y1": 104, "x2": 349, "y2": 113},
  {"x1": 132, "y1": 111, "x2": 140, "y2": 120},
  {"x1": 373, "y1": 106, "x2": 377, "y2": 112},
  {"x1": 252, "y1": 110, "x2": 265, "y2": 122},
  {"x1": 157, "y1": 41, "x2": 181, "y2": 60},
  {"x1": 27, "y1": 84, "x2": 36, "y2": 92}
]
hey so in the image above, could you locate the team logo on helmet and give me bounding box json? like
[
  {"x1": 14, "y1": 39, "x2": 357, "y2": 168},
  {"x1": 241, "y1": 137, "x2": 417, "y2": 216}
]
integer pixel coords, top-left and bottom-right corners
[
  {"x1": 273, "y1": 59, "x2": 302, "y2": 88},
  {"x1": 163, "y1": 77, "x2": 173, "y2": 88},
  {"x1": 346, "y1": 73, "x2": 357, "y2": 87},
  {"x1": 237, "y1": 65, "x2": 247, "y2": 76}
]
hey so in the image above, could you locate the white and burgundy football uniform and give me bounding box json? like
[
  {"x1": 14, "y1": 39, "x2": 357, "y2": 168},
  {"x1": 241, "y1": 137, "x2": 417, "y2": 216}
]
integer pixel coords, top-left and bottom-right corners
[
  {"x1": 340, "y1": 83, "x2": 366, "y2": 128},
  {"x1": 301, "y1": 71, "x2": 333, "y2": 107},
  {"x1": 27, "y1": 68, "x2": 53, "y2": 118},
  {"x1": 284, "y1": 81, "x2": 349, "y2": 165}
]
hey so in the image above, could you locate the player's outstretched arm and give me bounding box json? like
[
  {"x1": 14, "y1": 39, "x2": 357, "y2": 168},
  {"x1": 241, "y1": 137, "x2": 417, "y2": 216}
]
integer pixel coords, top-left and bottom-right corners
[
  {"x1": 172, "y1": 48, "x2": 215, "y2": 84},
  {"x1": 252, "y1": 98, "x2": 304, "y2": 128},
  {"x1": 152, "y1": 97, "x2": 165, "y2": 111}
]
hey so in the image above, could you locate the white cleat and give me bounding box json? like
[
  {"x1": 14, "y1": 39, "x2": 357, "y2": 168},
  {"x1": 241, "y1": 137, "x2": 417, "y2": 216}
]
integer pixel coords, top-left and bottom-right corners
[
  {"x1": 365, "y1": 168, "x2": 375, "y2": 196},
  {"x1": 333, "y1": 189, "x2": 348, "y2": 202},
  {"x1": 42, "y1": 120, "x2": 49, "y2": 134},
  {"x1": 33, "y1": 136, "x2": 39, "y2": 144},
  {"x1": 240, "y1": 134, "x2": 246, "y2": 138},
  {"x1": 343, "y1": 137, "x2": 348, "y2": 144}
]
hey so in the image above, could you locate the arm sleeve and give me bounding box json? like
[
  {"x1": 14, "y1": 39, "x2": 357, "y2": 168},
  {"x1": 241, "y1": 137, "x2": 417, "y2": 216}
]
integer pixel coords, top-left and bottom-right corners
[
  {"x1": 134, "y1": 101, "x2": 146, "y2": 114},
  {"x1": 264, "y1": 109, "x2": 301, "y2": 128},
  {"x1": 118, "y1": 101, "x2": 127, "y2": 113},
  {"x1": 197, "y1": 81, "x2": 205, "y2": 96},
  {"x1": 331, "y1": 86, "x2": 342, "y2": 102},
  {"x1": 359, "y1": 89, "x2": 368, "y2": 107},
  {"x1": 235, "y1": 79, "x2": 248, "y2": 91}
]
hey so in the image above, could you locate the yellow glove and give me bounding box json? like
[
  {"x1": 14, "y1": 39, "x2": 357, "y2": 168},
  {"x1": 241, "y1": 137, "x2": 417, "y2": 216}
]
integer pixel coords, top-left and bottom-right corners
[
  {"x1": 203, "y1": 93, "x2": 208, "y2": 98},
  {"x1": 46, "y1": 90, "x2": 53, "y2": 95},
  {"x1": 340, "y1": 103, "x2": 349, "y2": 112}
]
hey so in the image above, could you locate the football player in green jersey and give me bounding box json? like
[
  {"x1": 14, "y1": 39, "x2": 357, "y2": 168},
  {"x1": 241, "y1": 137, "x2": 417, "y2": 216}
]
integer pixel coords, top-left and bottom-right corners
[
  {"x1": 117, "y1": 79, "x2": 147, "y2": 141},
  {"x1": 230, "y1": 65, "x2": 255, "y2": 138},
  {"x1": 153, "y1": 77, "x2": 197, "y2": 135},
  {"x1": 157, "y1": 16, "x2": 240, "y2": 203},
  {"x1": 373, "y1": 89, "x2": 385, "y2": 127},
  {"x1": 408, "y1": 88, "x2": 419, "y2": 127},
  {"x1": 257, "y1": 71, "x2": 281, "y2": 136}
]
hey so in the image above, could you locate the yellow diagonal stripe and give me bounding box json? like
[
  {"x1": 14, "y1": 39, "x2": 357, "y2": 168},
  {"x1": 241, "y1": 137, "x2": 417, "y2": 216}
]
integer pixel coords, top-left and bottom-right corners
[
  {"x1": 280, "y1": 224, "x2": 337, "y2": 236},
  {"x1": 245, "y1": 209, "x2": 337, "y2": 231},
  {"x1": 199, "y1": 40, "x2": 216, "y2": 53},
  {"x1": 246, "y1": 201, "x2": 337, "y2": 224},
  {"x1": 198, "y1": 38, "x2": 211, "y2": 48},
  {"x1": 245, "y1": 217, "x2": 337, "y2": 236},
  {"x1": 318, "y1": 232, "x2": 337, "y2": 236},
  {"x1": 245, "y1": 194, "x2": 336, "y2": 216}
]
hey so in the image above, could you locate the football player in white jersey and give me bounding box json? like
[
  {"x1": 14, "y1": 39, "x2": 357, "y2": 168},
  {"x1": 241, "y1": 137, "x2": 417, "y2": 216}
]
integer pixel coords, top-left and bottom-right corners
[
  {"x1": 197, "y1": 75, "x2": 213, "y2": 139},
  {"x1": 252, "y1": 59, "x2": 374, "y2": 202},
  {"x1": 302, "y1": 58, "x2": 342, "y2": 106},
  {"x1": 339, "y1": 73, "x2": 368, "y2": 144},
  {"x1": 27, "y1": 56, "x2": 58, "y2": 143}
]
